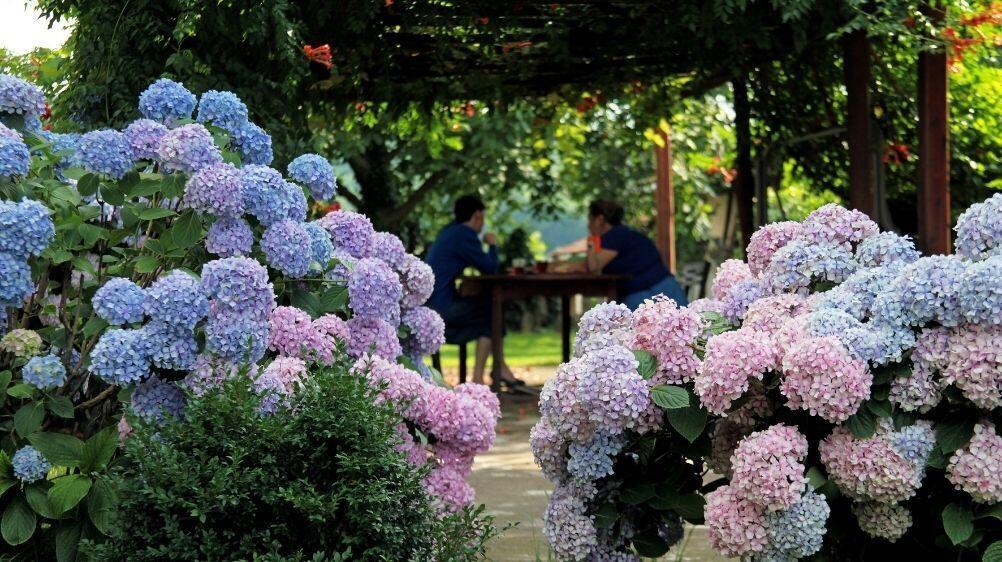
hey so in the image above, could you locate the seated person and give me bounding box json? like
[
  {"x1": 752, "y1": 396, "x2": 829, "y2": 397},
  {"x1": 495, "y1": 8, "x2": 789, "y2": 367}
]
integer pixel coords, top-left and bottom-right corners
[
  {"x1": 425, "y1": 195, "x2": 524, "y2": 388},
  {"x1": 583, "y1": 199, "x2": 688, "y2": 310}
]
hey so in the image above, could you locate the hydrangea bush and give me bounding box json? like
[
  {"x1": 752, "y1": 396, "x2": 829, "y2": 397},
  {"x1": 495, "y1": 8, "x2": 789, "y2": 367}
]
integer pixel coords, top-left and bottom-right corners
[
  {"x1": 0, "y1": 74, "x2": 496, "y2": 558},
  {"x1": 534, "y1": 197, "x2": 1001, "y2": 560}
]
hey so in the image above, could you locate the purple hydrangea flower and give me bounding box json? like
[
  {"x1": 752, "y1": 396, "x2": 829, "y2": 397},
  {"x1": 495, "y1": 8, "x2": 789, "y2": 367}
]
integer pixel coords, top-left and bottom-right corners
[
  {"x1": 287, "y1": 153, "x2": 336, "y2": 201},
  {"x1": 205, "y1": 216, "x2": 253, "y2": 257},
  {"x1": 318, "y1": 210, "x2": 374, "y2": 258},
  {"x1": 400, "y1": 254, "x2": 434, "y2": 309},
  {"x1": 304, "y1": 221, "x2": 334, "y2": 272},
  {"x1": 230, "y1": 121, "x2": 272, "y2": 165},
  {"x1": 0, "y1": 122, "x2": 21, "y2": 141},
  {"x1": 241, "y1": 165, "x2": 307, "y2": 226},
  {"x1": 0, "y1": 135, "x2": 30, "y2": 177},
  {"x1": 370, "y1": 231, "x2": 407, "y2": 269},
  {"x1": 0, "y1": 252, "x2": 33, "y2": 306},
  {"x1": 346, "y1": 316, "x2": 402, "y2": 359},
  {"x1": 93, "y1": 277, "x2": 147, "y2": 325},
  {"x1": 0, "y1": 74, "x2": 46, "y2": 116},
  {"x1": 348, "y1": 257, "x2": 403, "y2": 321},
  {"x1": 566, "y1": 432, "x2": 624, "y2": 482},
  {"x1": 261, "y1": 220, "x2": 312, "y2": 278},
  {"x1": 205, "y1": 315, "x2": 269, "y2": 363},
  {"x1": 874, "y1": 255, "x2": 967, "y2": 327},
  {"x1": 77, "y1": 129, "x2": 135, "y2": 179},
  {"x1": 721, "y1": 278, "x2": 765, "y2": 322},
  {"x1": 123, "y1": 118, "x2": 168, "y2": 161},
  {"x1": 22, "y1": 354, "x2": 66, "y2": 389},
  {"x1": 131, "y1": 375, "x2": 186, "y2": 424},
  {"x1": 955, "y1": 193, "x2": 1002, "y2": 261},
  {"x1": 138, "y1": 78, "x2": 196, "y2": 124},
  {"x1": 88, "y1": 328, "x2": 150, "y2": 385},
  {"x1": 762, "y1": 240, "x2": 856, "y2": 295},
  {"x1": 156, "y1": 123, "x2": 223, "y2": 174},
  {"x1": 401, "y1": 306, "x2": 445, "y2": 357},
  {"x1": 200, "y1": 257, "x2": 275, "y2": 315},
  {"x1": 196, "y1": 90, "x2": 248, "y2": 130},
  {"x1": 761, "y1": 491, "x2": 830, "y2": 559},
  {"x1": 12, "y1": 446, "x2": 49, "y2": 483},
  {"x1": 143, "y1": 271, "x2": 210, "y2": 329},
  {"x1": 181, "y1": 162, "x2": 245, "y2": 217},
  {"x1": 325, "y1": 248, "x2": 357, "y2": 285},
  {"x1": 141, "y1": 321, "x2": 198, "y2": 370},
  {"x1": 0, "y1": 199, "x2": 54, "y2": 258},
  {"x1": 959, "y1": 256, "x2": 1002, "y2": 326},
  {"x1": 855, "y1": 231, "x2": 920, "y2": 269},
  {"x1": 799, "y1": 203, "x2": 879, "y2": 247}
]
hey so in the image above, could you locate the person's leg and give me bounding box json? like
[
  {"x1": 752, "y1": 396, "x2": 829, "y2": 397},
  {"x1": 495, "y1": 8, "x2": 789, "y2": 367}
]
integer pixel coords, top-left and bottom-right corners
[{"x1": 473, "y1": 336, "x2": 491, "y2": 384}]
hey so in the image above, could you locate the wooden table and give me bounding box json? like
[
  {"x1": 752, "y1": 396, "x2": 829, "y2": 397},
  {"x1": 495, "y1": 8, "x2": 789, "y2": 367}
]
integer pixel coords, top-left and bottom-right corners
[{"x1": 459, "y1": 273, "x2": 627, "y2": 389}]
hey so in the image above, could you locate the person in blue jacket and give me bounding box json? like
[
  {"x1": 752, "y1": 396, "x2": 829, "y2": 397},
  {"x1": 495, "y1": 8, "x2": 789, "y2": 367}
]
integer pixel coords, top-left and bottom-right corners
[
  {"x1": 425, "y1": 195, "x2": 523, "y2": 387},
  {"x1": 584, "y1": 199, "x2": 688, "y2": 310}
]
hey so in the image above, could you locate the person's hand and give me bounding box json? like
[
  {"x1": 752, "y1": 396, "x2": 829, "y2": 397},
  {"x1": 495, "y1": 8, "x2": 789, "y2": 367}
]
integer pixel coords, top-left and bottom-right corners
[{"x1": 483, "y1": 232, "x2": 498, "y2": 246}]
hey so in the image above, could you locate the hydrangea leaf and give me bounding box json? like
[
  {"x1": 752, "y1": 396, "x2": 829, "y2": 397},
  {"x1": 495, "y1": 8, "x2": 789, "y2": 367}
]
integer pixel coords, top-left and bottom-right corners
[
  {"x1": 86, "y1": 478, "x2": 116, "y2": 535},
  {"x1": 80, "y1": 426, "x2": 118, "y2": 473},
  {"x1": 666, "y1": 405, "x2": 707, "y2": 443},
  {"x1": 650, "y1": 385, "x2": 689, "y2": 409},
  {"x1": 47, "y1": 474, "x2": 92, "y2": 515},
  {"x1": 29, "y1": 432, "x2": 84, "y2": 467},
  {"x1": 942, "y1": 503, "x2": 974, "y2": 545},
  {"x1": 1, "y1": 496, "x2": 36, "y2": 546},
  {"x1": 14, "y1": 403, "x2": 45, "y2": 438},
  {"x1": 983, "y1": 541, "x2": 1002, "y2": 562}
]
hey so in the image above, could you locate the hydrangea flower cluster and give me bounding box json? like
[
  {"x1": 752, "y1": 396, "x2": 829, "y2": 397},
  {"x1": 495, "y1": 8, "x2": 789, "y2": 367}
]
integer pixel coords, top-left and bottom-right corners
[
  {"x1": 631, "y1": 297, "x2": 703, "y2": 383},
  {"x1": 779, "y1": 336, "x2": 871, "y2": 423},
  {"x1": 0, "y1": 328, "x2": 42, "y2": 358},
  {"x1": 799, "y1": 203, "x2": 879, "y2": 247},
  {"x1": 400, "y1": 255, "x2": 434, "y2": 309},
  {"x1": 123, "y1": 118, "x2": 168, "y2": 160},
  {"x1": 851, "y1": 501, "x2": 912, "y2": 541},
  {"x1": 261, "y1": 220, "x2": 312, "y2": 278},
  {"x1": 196, "y1": 90, "x2": 249, "y2": 130},
  {"x1": 319, "y1": 210, "x2": 374, "y2": 258},
  {"x1": 401, "y1": 306, "x2": 445, "y2": 358},
  {"x1": 156, "y1": 123, "x2": 223, "y2": 174},
  {"x1": 76, "y1": 129, "x2": 135, "y2": 179},
  {"x1": 205, "y1": 217, "x2": 253, "y2": 257},
  {"x1": 131, "y1": 375, "x2": 186, "y2": 423},
  {"x1": 181, "y1": 162, "x2": 245, "y2": 217},
  {"x1": 0, "y1": 74, "x2": 46, "y2": 117},
  {"x1": 954, "y1": 192, "x2": 1001, "y2": 261},
  {"x1": 711, "y1": 259, "x2": 753, "y2": 300},
  {"x1": 746, "y1": 221, "x2": 804, "y2": 276},
  {"x1": 695, "y1": 328, "x2": 776, "y2": 415},
  {"x1": 0, "y1": 133, "x2": 30, "y2": 177},
  {"x1": 229, "y1": 121, "x2": 273, "y2": 166},
  {"x1": 138, "y1": 78, "x2": 197, "y2": 124},
  {"x1": 288, "y1": 153, "x2": 337, "y2": 201},
  {"x1": 946, "y1": 421, "x2": 1002, "y2": 504},
  {"x1": 348, "y1": 257, "x2": 403, "y2": 322},
  {"x1": 241, "y1": 165, "x2": 307, "y2": 227},
  {"x1": 201, "y1": 257, "x2": 274, "y2": 363},
  {"x1": 854, "y1": 231, "x2": 920, "y2": 269},
  {"x1": 729, "y1": 424, "x2": 808, "y2": 512},
  {"x1": 12, "y1": 446, "x2": 50, "y2": 483},
  {"x1": 0, "y1": 200, "x2": 53, "y2": 308},
  {"x1": 93, "y1": 277, "x2": 147, "y2": 325},
  {"x1": 22, "y1": 354, "x2": 66, "y2": 390}
]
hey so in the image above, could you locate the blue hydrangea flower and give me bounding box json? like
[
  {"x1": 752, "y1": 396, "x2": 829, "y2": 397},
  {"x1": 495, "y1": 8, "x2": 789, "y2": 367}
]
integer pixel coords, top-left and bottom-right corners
[
  {"x1": 12, "y1": 446, "x2": 50, "y2": 483},
  {"x1": 762, "y1": 240, "x2": 856, "y2": 295},
  {"x1": 0, "y1": 135, "x2": 30, "y2": 177},
  {"x1": 889, "y1": 421, "x2": 936, "y2": 472},
  {"x1": 22, "y1": 354, "x2": 66, "y2": 390},
  {"x1": 88, "y1": 328, "x2": 150, "y2": 385},
  {"x1": 287, "y1": 153, "x2": 336, "y2": 201},
  {"x1": 93, "y1": 277, "x2": 147, "y2": 325},
  {"x1": 304, "y1": 221, "x2": 334, "y2": 273},
  {"x1": 0, "y1": 199, "x2": 54, "y2": 258},
  {"x1": 837, "y1": 265, "x2": 901, "y2": 319},
  {"x1": 261, "y1": 220, "x2": 312, "y2": 278},
  {"x1": 205, "y1": 316, "x2": 269, "y2": 363},
  {"x1": 205, "y1": 216, "x2": 254, "y2": 257},
  {"x1": 813, "y1": 287, "x2": 867, "y2": 320},
  {"x1": 156, "y1": 123, "x2": 223, "y2": 174},
  {"x1": 761, "y1": 491, "x2": 830, "y2": 559},
  {"x1": 401, "y1": 306, "x2": 445, "y2": 357},
  {"x1": 138, "y1": 78, "x2": 196, "y2": 124},
  {"x1": 955, "y1": 192, "x2": 1002, "y2": 261},
  {"x1": 348, "y1": 257, "x2": 403, "y2": 322},
  {"x1": 196, "y1": 90, "x2": 248, "y2": 130},
  {"x1": 140, "y1": 321, "x2": 199, "y2": 370},
  {"x1": 0, "y1": 251, "x2": 33, "y2": 306},
  {"x1": 77, "y1": 129, "x2": 134, "y2": 179},
  {"x1": 876, "y1": 256, "x2": 967, "y2": 327},
  {"x1": 181, "y1": 162, "x2": 245, "y2": 217},
  {"x1": 123, "y1": 118, "x2": 168, "y2": 161},
  {"x1": 252, "y1": 369, "x2": 287, "y2": 415},
  {"x1": 0, "y1": 74, "x2": 47, "y2": 116},
  {"x1": 131, "y1": 375, "x2": 186, "y2": 424},
  {"x1": 40, "y1": 131, "x2": 81, "y2": 167},
  {"x1": 200, "y1": 257, "x2": 275, "y2": 316},
  {"x1": 855, "y1": 232, "x2": 920, "y2": 269},
  {"x1": 566, "y1": 432, "x2": 624, "y2": 482},
  {"x1": 0, "y1": 122, "x2": 22, "y2": 141},
  {"x1": 721, "y1": 278, "x2": 765, "y2": 322},
  {"x1": 241, "y1": 165, "x2": 307, "y2": 226},
  {"x1": 959, "y1": 256, "x2": 1002, "y2": 326},
  {"x1": 318, "y1": 210, "x2": 374, "y2": 259},
  {"x1": 143, "y1": 271, "x2": 210, "y2": 329},
  {"x1": 231, "y1": 121, "x2": 272, "y2": 165}
]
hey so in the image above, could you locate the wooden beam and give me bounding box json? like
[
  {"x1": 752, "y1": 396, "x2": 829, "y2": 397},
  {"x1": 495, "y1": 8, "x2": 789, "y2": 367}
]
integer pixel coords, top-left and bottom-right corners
[
  {"x1": 654, "y1": 127, "x2": 676, "y2": 273},
  {"x1": 732, "y1": 79, "x2": 755, "y2": 254},
  {"x1": 844, "y1": 30, "x2": 877, "y2": 219},
  {"x1": 917, "y1": 6, "x2": 951, "y2": 254}
]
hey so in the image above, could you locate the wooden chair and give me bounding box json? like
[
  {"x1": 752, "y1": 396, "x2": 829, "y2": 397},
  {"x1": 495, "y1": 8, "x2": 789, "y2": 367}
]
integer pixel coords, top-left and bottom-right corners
[{"x1": 431, "y1": 340, "x2": 469, "y2": 384}]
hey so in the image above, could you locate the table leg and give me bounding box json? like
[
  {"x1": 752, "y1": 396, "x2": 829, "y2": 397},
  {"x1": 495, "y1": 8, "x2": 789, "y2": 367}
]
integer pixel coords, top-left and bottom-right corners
[
  {"x1": 490, "y1": 286, "x2": 504, "y2": 392},
  {"x1": 561, "y1": 295, "x2": 571, "y2": 363}
]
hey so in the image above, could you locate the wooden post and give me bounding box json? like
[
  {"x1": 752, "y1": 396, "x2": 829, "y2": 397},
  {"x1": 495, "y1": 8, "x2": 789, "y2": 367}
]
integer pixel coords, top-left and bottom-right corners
[
  {"x1": 733, "y1": 79, "x2": 755, "y2": 254},
  {"x1": 654, "y1": 127, "x2": 677, "y2": 273},
  {"x1": 917, "y1": 5, "x2": 951, "y2": 254},
  {"x1": 844, "y1": 30, "x2": 877, "y2": 219}
]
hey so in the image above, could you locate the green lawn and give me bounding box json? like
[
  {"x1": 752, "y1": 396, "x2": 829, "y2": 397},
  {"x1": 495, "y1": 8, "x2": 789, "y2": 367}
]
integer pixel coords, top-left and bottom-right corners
[{"x1": 435, "y1": 330, "x2": 570, "y2": 369}]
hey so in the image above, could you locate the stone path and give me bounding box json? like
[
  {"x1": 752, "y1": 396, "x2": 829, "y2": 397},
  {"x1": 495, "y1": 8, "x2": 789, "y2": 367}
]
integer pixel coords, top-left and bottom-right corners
[{"x1": 446, "y1": 367, "x2": 729, "y2": 561}]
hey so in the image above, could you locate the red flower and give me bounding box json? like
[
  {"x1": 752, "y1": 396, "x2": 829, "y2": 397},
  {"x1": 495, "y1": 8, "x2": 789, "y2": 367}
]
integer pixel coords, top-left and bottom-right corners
[
  {"x1": 882, "y1": 142, "x2": 911, "y2": 166},
  {"x1": 303, "y1": 44, "x2": 333, "y2": 69}
]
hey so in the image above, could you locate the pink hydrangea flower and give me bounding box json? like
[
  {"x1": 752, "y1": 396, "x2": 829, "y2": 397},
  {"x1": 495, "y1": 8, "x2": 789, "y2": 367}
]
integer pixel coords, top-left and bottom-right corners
[
  {"x1": 799, "y1": 203, "x2": 879, "y2": 248},
  {"x1": 942, "y1": 324, "x2": 1002, "y2": 409},
  {"x1": 539, "y1": 359, "x2": 596, "y2": 441},
  {"x1": 576, "y1": 346, "x2": 651, "y2": 432},
  {"x1": 780, "y1": 336, "x2": 871, "y2": 423},
  {"x1": 743, "y1": 294, "x2": 809, "y2": 336},
  {"x1": 946, "y1": 421, "x2": 1002, "y2": 503},
  {"x1": 712, "y1": 259, "x2": 754, "y2": 300},
  {"x1": 261, "y1": 356, "x2": 307, "y2": 394},
  {"x1": 747, "y1": 221, "x2": 804, "y2": 275},
  {"x1": 704, "y1": 484, "x2": 768, "y2": 557},
  {"x1": 632, "y1": 296, "x2": 704, "y2": 384},
  {"x1": 424, "y1": 463, "x2": 475, "y2": 512},
  {"x1": 708, "y1": 418, "x2": 754, "y2": 478},
  {"x1": 694, "y1": 328, "x2": 776, "y2": 415},
  {"x1": 819, "y1": 425, "x2": 922, "y2": 503},
  {"x1": 530, "y1": 417, "x2": 569, "y2": 482},
  {"x1": 267, "y1": 306, "x2": 324, "y2": 360},
  {"x1": 852, "y1": 502, "x2": 912, "y2": 541},
  {"x1": 730, "y1": 424, "x2": 808, "y2": 512}
]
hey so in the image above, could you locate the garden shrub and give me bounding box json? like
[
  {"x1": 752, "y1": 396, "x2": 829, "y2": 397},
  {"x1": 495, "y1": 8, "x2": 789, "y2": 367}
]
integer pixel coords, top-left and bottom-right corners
[{"x1": 86, "y1": 358, "x2": 498, "y2": 561}]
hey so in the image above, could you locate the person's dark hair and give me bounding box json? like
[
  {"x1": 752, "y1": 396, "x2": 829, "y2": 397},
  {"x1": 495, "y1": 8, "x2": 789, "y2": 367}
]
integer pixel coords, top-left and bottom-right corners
[
  {"x1": 588, "y1": 200, "x2": 625, "y2": 226},
  {"x1": 454, "y1": 195, "x2": 486, "y2": 223}
]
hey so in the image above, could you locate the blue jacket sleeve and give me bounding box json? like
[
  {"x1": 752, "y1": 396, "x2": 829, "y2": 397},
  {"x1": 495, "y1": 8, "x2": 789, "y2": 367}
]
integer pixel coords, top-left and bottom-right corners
[{"x1": 459, "y1": 230, "x2": 499, "y2": 274}]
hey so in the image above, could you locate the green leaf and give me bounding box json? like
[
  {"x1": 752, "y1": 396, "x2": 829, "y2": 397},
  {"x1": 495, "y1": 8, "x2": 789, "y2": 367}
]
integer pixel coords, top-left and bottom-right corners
[
  {"x1": 0, "y1": 479, "x2": 15, "y2": 499},
  {"x1": 975, "y1": 504, "x2": 1002, "y2": 522},
  {"x1": 291, "y1": 289, "x2": 321, "y2": 318},
  {"x1": 86, "y1": 478, "x2": 116, "y2": 535},
  {"x1": 117, "y1": 170, "x2": 140, "y2": 193},
  {"x1": 633, "y1": 349, "x2": 656, "y2": 379},
  {"x1": 846, "y1": 407, "x2": 876, "y2": 439},
  {"x1": 47, "y1": 474, "x2": 92, "y2": 515},
  {"x1": 134, "y1": 255, "x2": 160, "y2": 273},
  {"x1": 866, "y1": 399, "x2": 892, "y2": 418},
  {"x1": 0, "y1": 370, "x2": 11, "y2": 393},
  {"x1": 667, "y1": 405, "x2": 707, "y2": 443},
  {"x1": 77, "y1": 174, "x2": 99, "y2": 197},
  {"x1": 81, "y1": 316, "x2": 108, "y2": 338},
  {"x1": 942, "y1": 502, "x2": 974, "y2": 545},
  {"x1": 593, "y1": 501, "x2": 618, "y2": 530},
  {"x1": 7, "y1": 383, "x2": 35, "y2": 399},
  {"x1": 670, "y1": 493, "x2": 706, "y2": 522},
  {"x1": 29, "y1": 432, "x2": 84, "y2": 467},
  {"x1": 54, "y1": 522, "x2": 81, "y2": 562},
  {"x1": 1, "y1": 497, "x2": 36, "y2": 545},
  {"x1": 129, "y1": 179, "x2": 163, "y2": 198},
  {"x1": 76, "y1": 224, "x2": 107, "y2": 247},
  {"x1": 14, "y1": 403, "x2": 45, "y2": 438},
  {"x1": 47, "y1": 396, "x2": 75, "y2": 419},
  {"x1": 137, "y1": 207, "x2": 176, "y2": 220},
  {"x1": 170, "y1": 211, "x2": 202, "y2": 248},
  {"x1": 620, "y1": 483, "x2": 656, "y2": 505},
  {"x1": 320, "y1": 285, "x2": 349, "y2": 313},
  {"x1": 631, "y1": 528, "x2": 670, "y2": 557},
  {"x1": 25, "y1": 484, "x2": 58, "y2": 519},
  {"x1": 983, "y1": 541, "x2": 1002, "y2": 562},
  {"x1": 926, "y1": 446, "x2": 949, "y2": 469},
  {"x1": 99, "y1": 183, "x2": 125, "y2": 206},
  {"x1": 71, "y1": 256, "x2": 97, "y2": 278},
  {"x1": 50, "y1": 185, "x2": 81, "y2": 206},
  {"x1": 650, "y1": 385, "x2": 689, "y2": 409},
  {"x1": 937, "y1": 417, "x2": 976, "y2": 453},
  {"x1": 80, "y1": 426, "x2": 118, "y2": 473},
  {"x1": 806, "y1": 466, "x2": 827, "y2": 491}
]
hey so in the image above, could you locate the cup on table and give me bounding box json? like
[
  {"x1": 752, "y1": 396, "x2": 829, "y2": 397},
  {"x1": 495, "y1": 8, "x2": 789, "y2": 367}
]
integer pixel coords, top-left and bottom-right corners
[
  {"x1": 534, "y1": 261, "x2": 549, "y2": 273},
  {"x1": 511, "y1": 258, "x2": 527, "y2": 275}
]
